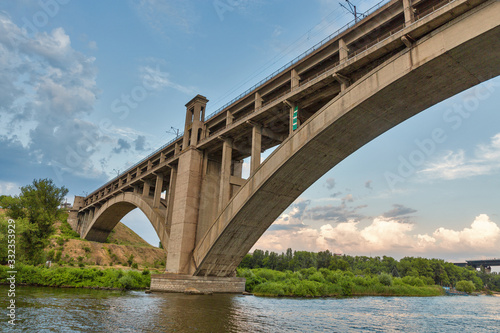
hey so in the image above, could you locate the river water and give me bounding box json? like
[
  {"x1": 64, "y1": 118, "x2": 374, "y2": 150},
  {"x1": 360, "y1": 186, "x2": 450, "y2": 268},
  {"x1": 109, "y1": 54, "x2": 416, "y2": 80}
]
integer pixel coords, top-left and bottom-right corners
[{"x1": 1, "y1": 286, "x2": 499, "y2": 332}]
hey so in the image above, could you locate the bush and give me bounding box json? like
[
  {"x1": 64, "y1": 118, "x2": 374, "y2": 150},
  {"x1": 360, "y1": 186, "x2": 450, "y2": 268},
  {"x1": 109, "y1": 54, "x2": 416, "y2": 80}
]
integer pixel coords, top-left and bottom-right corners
[
  {"x1": 47, "y1": 249, "x2": 55, "y2": 261},
  {"x1": 352, "y1": 276, "x2": 370, "y2": 287},
  {"x1": 402, "y1": 276, "x2": 424, "y2": 287},
  {"x1": 456, "y1": 280, "x2": 475, "y2": 293},
  {"x1": 127, "y1": 254, "x2": 134, "y2": 267},
  {"x1": 378, "y1": 273, "x2": 393, "y2": 286},
  {"x1": 131, "y1": 263, "x2": 138, "y2": 269},
  {"x1": 340, "y1": 279, "x2": 354, "y2": 296},
  {"x1": 237, "y1": 268, "x2": 266, "y2": 292},
  {"x1": 118, "y1": 275, "x2": 134, "y2": 290},
  {"x1": 309, "y1": 272, "x2": 326, "y2": 283},
  {"x1": 59, "y1": 219, "x2": 81, "y2": 239},
  {"x1": 254, "y1": 282, "x2": 286, "y2": 296}
]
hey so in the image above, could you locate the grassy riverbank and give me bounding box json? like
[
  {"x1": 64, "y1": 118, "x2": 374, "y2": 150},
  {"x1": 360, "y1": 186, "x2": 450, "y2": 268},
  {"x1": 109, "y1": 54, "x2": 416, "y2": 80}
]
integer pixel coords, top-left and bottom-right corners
[
  {"x1": 0, "y1": 263, "x2": 152, "y2": 290},
  {"x1": 238, "y1": 268, "x2": 445, "y2": 297}
]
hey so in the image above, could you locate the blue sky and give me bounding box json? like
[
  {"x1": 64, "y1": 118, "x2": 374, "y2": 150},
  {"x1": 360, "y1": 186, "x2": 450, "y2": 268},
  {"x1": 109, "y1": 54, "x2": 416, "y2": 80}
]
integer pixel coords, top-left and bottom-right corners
[{"x1": 1, "y1": 0, "x2": 499, "y2": 264}]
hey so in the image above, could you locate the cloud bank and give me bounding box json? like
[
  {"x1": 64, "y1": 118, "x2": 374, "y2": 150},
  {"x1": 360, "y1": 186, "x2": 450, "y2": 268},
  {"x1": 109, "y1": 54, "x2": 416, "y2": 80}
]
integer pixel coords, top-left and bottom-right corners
[{"x1": 255, "y1": 210, "x2": 500, "y2": 260}]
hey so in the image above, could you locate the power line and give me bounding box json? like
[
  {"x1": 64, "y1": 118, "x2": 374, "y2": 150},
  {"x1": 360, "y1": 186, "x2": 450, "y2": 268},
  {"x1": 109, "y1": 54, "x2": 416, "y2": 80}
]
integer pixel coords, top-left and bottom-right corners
[{"x1": 340, "y1": 0, "x2": 366, "y2": 23}]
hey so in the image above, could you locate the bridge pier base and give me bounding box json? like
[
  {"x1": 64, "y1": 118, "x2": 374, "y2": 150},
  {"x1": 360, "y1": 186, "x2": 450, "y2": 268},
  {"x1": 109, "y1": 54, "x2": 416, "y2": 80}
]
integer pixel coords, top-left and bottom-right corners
[{"x1": 150, "y1": 274, "x2": 245, "y2": 294}]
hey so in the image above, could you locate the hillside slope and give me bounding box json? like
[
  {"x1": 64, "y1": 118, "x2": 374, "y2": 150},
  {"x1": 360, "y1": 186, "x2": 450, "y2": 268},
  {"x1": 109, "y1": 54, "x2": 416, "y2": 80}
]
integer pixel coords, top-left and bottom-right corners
[{"x1": 50, "y1": 221, "x2": 166, "y2": 269}]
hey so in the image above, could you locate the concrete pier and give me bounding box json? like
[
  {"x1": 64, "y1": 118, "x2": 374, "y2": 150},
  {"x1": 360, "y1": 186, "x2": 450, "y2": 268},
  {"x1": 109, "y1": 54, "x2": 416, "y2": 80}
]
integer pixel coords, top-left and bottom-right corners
[{"x1": 150, "y1": 274, "x2": 245, "y2": 293}]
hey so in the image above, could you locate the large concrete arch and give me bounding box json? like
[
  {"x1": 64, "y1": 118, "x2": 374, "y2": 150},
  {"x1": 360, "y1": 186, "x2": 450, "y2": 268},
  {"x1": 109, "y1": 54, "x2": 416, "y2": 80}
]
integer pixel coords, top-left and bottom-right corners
[
  {"x1": 193, "y1": 1, "x2": 500, "y2": 276},
  {"x1": 82, "y1": 192, "x2": 169, "y2": 249}
]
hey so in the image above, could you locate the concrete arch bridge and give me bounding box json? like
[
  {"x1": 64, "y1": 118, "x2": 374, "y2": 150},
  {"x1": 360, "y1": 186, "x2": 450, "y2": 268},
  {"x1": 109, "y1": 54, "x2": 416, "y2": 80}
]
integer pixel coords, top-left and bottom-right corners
[{"x1": 69, "y1": 0, "x2": 500, "y2": 292}]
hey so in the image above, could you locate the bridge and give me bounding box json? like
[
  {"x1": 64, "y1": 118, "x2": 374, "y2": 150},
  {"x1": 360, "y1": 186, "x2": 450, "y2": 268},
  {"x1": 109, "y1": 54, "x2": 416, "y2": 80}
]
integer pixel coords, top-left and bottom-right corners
[
  {"x1": 454, "y1": 259, "x2": 500, "y2": 273},
  {"x1": 68, "y1": 0, "x2": 500, "y2": 292}
]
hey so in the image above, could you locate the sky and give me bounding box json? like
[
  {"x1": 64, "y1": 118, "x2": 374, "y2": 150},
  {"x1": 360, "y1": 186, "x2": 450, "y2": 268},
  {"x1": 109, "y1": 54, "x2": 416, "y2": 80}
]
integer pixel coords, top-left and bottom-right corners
[{"x1": 0, "y1": 0, "x2": 499, "y2": 265}]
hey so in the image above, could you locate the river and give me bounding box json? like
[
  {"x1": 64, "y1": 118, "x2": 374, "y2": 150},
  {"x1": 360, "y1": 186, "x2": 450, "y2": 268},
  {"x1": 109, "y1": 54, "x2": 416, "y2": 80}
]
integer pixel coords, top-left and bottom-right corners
[{"x1": 1, "y1": 286, "x2": 499, "y2": 332}]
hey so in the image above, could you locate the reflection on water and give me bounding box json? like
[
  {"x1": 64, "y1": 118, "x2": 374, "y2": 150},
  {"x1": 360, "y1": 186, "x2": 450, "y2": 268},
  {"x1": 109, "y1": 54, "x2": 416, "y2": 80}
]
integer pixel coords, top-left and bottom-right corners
[{"x1": 1, "y1": 286, "x2": 500, "y2": 332}]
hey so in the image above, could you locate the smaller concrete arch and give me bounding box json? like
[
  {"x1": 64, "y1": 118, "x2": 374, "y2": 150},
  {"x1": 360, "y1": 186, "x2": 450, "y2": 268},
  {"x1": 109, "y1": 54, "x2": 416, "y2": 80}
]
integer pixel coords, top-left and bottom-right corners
[{"x1": 82, "y1": 192, "x2": 169, "y2": 250}]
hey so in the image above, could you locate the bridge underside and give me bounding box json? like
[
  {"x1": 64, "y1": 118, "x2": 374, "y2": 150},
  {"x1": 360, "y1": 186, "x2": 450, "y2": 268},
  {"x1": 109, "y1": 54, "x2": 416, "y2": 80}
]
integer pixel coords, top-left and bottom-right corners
[{"x1": 79, "y1": 192, "x2": 169, "y2": 250}]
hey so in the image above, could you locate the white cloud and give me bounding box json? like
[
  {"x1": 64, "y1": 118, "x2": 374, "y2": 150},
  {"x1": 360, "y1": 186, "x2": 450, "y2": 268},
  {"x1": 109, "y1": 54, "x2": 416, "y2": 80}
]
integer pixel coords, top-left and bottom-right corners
[
  {"x1": 0, "y1": 14, "x2": 105, "y2": 179},
  {"x1": 418, "y1": 133, "x2": 500, "y2": 180},
  {"x1": 140, "y1": 65, "x2": 195, "y2": 95},
  {"x1": 254, "y1": 214, "x2": 500, "y2": 259},
  {"x1": 0, "y1": 181, "x2": 20, "y2": 196},
  {"x1": 315, "y1": 218, "x2": 415, "y2": 254},
  {"x1": 432, "y1": 214, "x2": 500, "y2": 250},
  {"x1": 253, "y1": 227, "x2": 320, "y2": 252}
]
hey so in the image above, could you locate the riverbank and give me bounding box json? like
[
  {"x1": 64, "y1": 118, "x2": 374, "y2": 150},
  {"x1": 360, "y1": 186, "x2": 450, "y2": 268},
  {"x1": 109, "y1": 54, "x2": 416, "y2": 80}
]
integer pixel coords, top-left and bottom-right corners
[
  {"x1": 238, "y1": 268, "x2": 446, "y2": 297},
  {"x1": 1, "y1": 264, "x2": 445, "y2": 297},
  {"x1": 0, "y1": 263, "x2": 154, "y2": 290}
]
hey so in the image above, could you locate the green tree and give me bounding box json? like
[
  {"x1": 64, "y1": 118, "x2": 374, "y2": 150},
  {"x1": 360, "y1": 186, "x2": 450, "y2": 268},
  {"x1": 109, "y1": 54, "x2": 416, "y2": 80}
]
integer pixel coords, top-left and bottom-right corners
[
  {"x1": 3, "y1": 179, "x2": 68, "y2": 265},
  {"x1": 264, "y1": 252, "x2": 278, "y2": 270},
  {"x1": 252, "y1": 250, "x2": 265, "y2": 268},
  {"x1": 19, "y1": 179, "x2": 69, "y2": 235},
  {"x1": 329, "y1": 257, "x2": 350, "y2": 271},
  {"x1": 240, "y1": 254, "x2": 253, "y2": 268},
  {"x1": 317, "y1": 250, "x2": 333, "y2": 269}
]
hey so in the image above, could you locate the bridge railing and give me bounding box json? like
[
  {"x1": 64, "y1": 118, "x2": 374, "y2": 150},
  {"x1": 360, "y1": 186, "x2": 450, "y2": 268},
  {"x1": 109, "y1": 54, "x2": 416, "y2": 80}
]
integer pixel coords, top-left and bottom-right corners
[{"x1": 415, "y1": 0, "x2": 455, "y2": 20}]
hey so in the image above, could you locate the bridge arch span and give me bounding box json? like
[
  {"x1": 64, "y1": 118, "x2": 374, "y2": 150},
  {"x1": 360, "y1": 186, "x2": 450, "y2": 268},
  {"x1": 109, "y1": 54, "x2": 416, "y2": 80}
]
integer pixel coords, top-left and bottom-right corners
[
  {"x1": 82, "y1": 192, "x2": 169, "y2": 249},
  {"x1": 193, "y1": 2, "x2": 500, "y2": 276}
]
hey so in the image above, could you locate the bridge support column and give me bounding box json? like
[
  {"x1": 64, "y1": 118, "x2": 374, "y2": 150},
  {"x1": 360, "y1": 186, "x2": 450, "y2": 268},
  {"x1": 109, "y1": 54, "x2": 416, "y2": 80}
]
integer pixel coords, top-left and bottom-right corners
[
  {"x1": 166, "y1": 148, "x2": 203, "y2": 274},
  {"x1": 88, "y1": 207, "x2": 95, "y2": 222},
  {"x1": 153, "y1": 173, "x2": 164, "y2": 208},
  {"x1": 251, "y1": 124, "x2": 262, "y2": 175},
  {"x1": 255, "y1": 92, "x2": 263, "y2": 109},
  {"x1": 219, "y1": 138, "x2": 233, "y2": 212},
  {"x1": 284, "y1": 100, "x2": 297, "y2": 136},
  {"x1": 165, "y1": 166, "x2": 177, "y2": 228},
  {"x1": 68, "y1": 196, "x2": 85, "y2": 232},
  {"x1": 291, "y1": 68, "x2": 300, "y2": 90},
  {"x1": 339, "y1": 38, "x2": 349, "y2": 61},
  {"x1": 142, "y1": 180, "x2": 151, "y2": 198},
  {"x1": 226, "y1": 111, "x2": 234, "y2": 126},
  {"x1": 403, "y1": 0, "x2": 415, "y2": 26}
]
